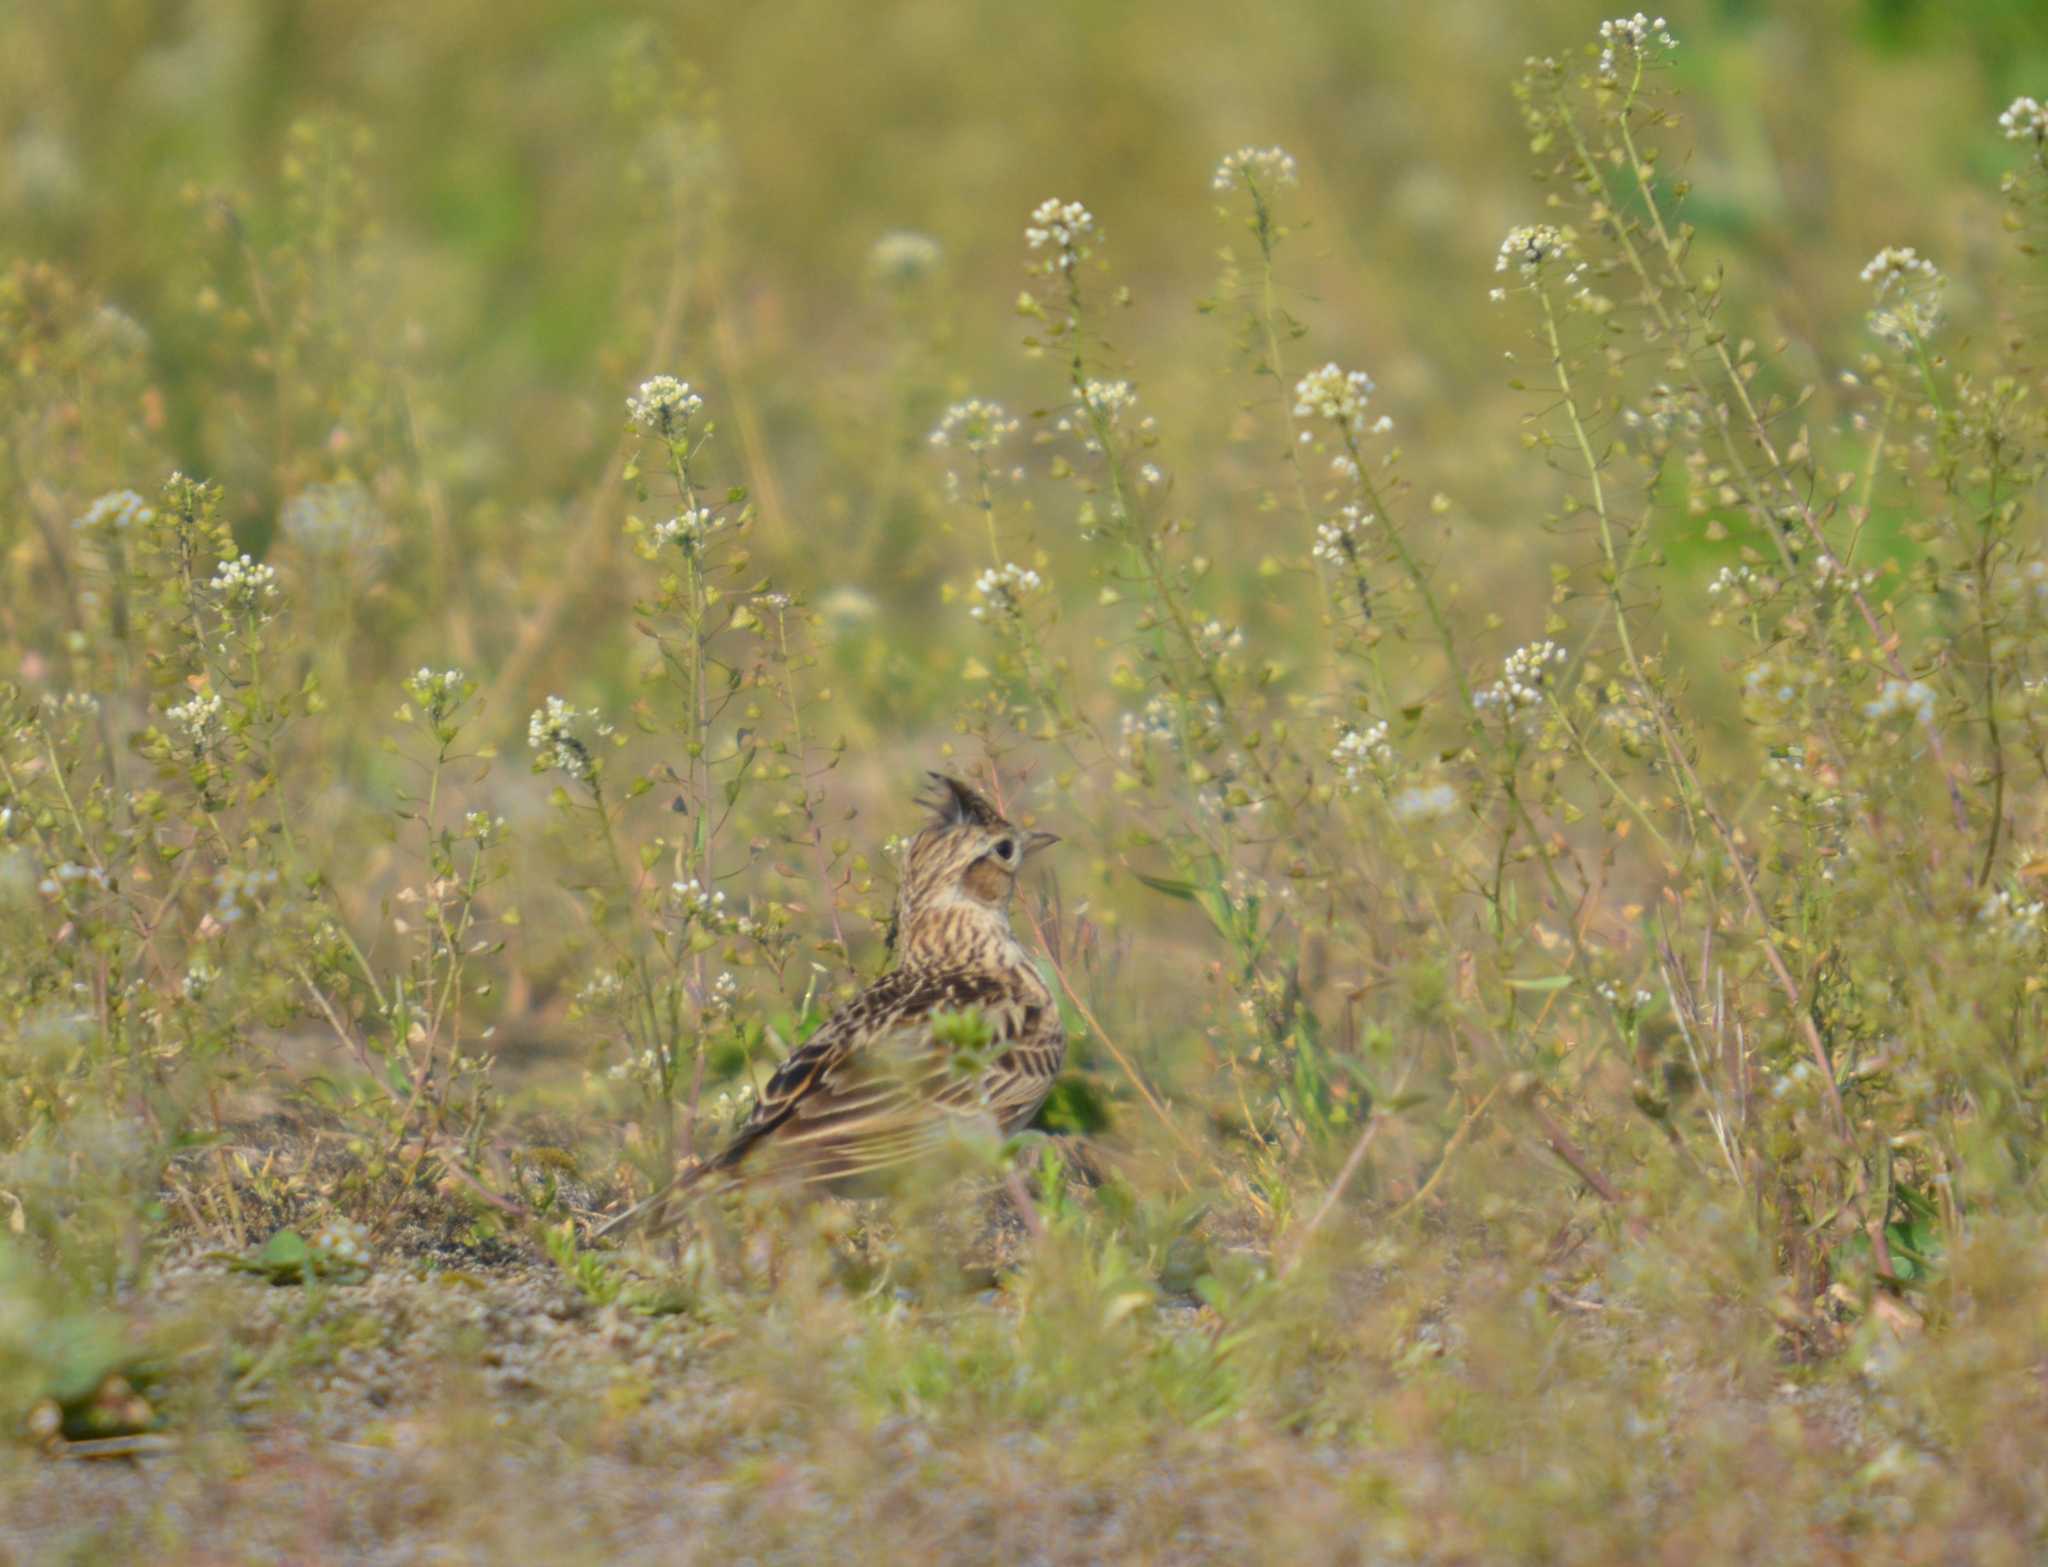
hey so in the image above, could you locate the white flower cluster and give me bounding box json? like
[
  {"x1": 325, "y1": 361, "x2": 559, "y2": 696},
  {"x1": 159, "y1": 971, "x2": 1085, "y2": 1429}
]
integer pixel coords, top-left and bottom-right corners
[
  {"x1": 1742, "y1": 658, "x2": 1817, "y2": 717},
  {"x1": 1597, "y1": 13, "x2": 1676, "y2": 77},
  {"x1": 1601, "y1": 700, "x2": 1658, "y2": 756},
  {"x1": 1999, "y1": 96, "x2": 2048, "y2": 144},
  {"x1": 39, "y1": 861, "x2": 110, "y2": 897},
  {"x1": 1057, "y1": 380, "x2": 1142, "y2": 453},
  {"x1": 209, "y1": 554, "x2": 280, "y2": 615},
  {"x1": 577, "y1": 970, "x2": 625, "y2": 1012},
  {"x1": 1025, "y1": 198, "x2": 1097, "y2": 272},
  {"x1": 1597, "y1": 981, "x2": 1657, "y2": 1010},
  {"x1": 1119, "y1": 696, "x2": 1179, "y2": 763},
  {"x1": 1495, "y1": 224, "x2": 1575, "y2": 285},
  {"x1": 464, "y1": 810, "x2": 505, "y2": 843},
  {"x1": 929, "y1": 398, "x2": 1020, "y2": 454},
  {"x1": 1979, "y1": 886, "x2": 2046, "y2": 939},
  {"x1": 1477, "y1": 640, "x2": 1567, "y2": 715},
  {"x1": 1621, "y1": 382, "x2": 1704, "y2": 438},
  {"x1": 1312, "y1": 505, "x2": 1374, "y2": 566},
  {"x1": 1861, "y1": 251, "x2": 1945, "y2": 346},
  {"x1": 212, "y1": 865, "x2": 279, "y2": 925},
  {"x1": 869, "y1": 229, "x2": 942, "y2": 284},
  {"x1": 406, "y1": 666, "x2": 468, "y2": 716},
  {"x1": 1392, "y1": 782, "x2": 1458, "y2": 822},
  {"x1": 969, "y1": 562, "x2": 1044, "y2": 623},
  {"x1": 310, "y1": 1216, "x2": 374, "y2": 1270},
  {"x1": 626, "y1": 375, "x2": 704, "y2": 438},
  {"x1": 1194, "y1": 619, "x2": 1245, "y2": 661},
  {"x1": 1706, "y1": 565, "x2": 1755, "y2": 597},
  {"x1": 281, "y1": 482, "x2": 378, "y2": 556},
  {"x1": 1859, "y1": 246, "x2": 1940, "y2": 297},
  {"x1": 604, "y1": 1046, "x2": 662, "y2": 1086},
  {"x1": 1211, "y1": 146, "x2": 1298, "y2": 194},
  {"x1": 44, "y1": 691, "x2": 100, "y2": 718},
  {"x1": 181, "y1": 957, "x2": 218, "y2": 1002},
  {"x1": 528, "y1": 695, "x2": 596, "y2": 781},
  {"x1": 653, "y1": 505, "x2": 724, "y2": 551},
  {"x1": 703, "y1": 969, "x2": 741, "y2": 1018},
  {"x1": 1292, "y1": 363, "x2": 1377, "y2": 432},
  {"x1": 166, "y1": 691, "x2": 224, "y2": 748},
  {"x1": 1331, "y1": 722, "x2": 1392, "y2": 789},
  {"x1": 75, "y1": 489, "x2": 156, "y2": 533},
  {"x1": 1864, "y1": 677, "x2": 1936, "y2": 727},
  {"x1": 671, "y1": 877, "x2": 729, "y2": 922},
  {"x1": 1081, "y1": 379, "x2": 1137, "y2": 420},
  {"x1": 1810, "y1": 554, "x2": 1875, "y2": 591}
]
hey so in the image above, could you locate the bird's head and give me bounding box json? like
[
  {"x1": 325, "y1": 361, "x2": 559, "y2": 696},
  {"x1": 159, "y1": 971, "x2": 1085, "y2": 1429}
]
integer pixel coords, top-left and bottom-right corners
[{"x1": 893, "y1": 774, "x2": 1058, "y2": 956}]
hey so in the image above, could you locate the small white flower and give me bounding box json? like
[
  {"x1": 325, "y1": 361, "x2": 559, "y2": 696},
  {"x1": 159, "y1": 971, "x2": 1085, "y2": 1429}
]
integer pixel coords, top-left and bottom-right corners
[
  {"x1": 1313, "y1": 507, "x2": 1374, "y2": 566},
  {"x1": 1596, "y1": 981, "x2": 1658, "y2": 1014},
  {"x1": 1331, "y1": 722, "x2": 1392, "y2": 789},
  {"x1": 1025, "y1": 198, "x2": 1097, "y2": 272},
  {"x1": 1864, "y1": 678, "x2": 1937, "y2": 728},
  {"x1": 1477, "y1": 640, "x2": 1568, "y2": 716},
  {"x1": 704, "y1": 969, "x2": 742, "y2": 1017},
  {"x1": 209, "y1": 554, "x2": 281, "y2": 616},
  {"x1": 626, "y1": 375, "x2": 704, "y2": 437},
  {"x1": 1597, "y1": 13, "x2": 1677, "y2": 78},
  {"x1": 868, "y1": 229, "x2": 942, "y2": 285},
  {"x1": 1859, "y1": 246, "x2": 1940, "y2": 297},
  {"x1": 577, "y1": 971, "x2": 625, "y2": 1011},
  {"x1": 671, "y1": 878, "x2": 729, "y2": 923},
  {"x1": 1496, "y1": 225, "x2": 1574, "y2": 276},
  {"x1": 166, "y1": 691, "x2": 225, "y2": 749},
  {"x1": 1081, "y1": 379, "x2": 1137, "y2": 420},
  {"x1": 210, "y1": 865, "x2": 277, "y2": 924},
  {"x1": 1054, "y1": 380, "x2": 1140, "y2": 453},
  {"x1": 653, "y1": 506, "x2": 723, "y2": 550},
  {"x1": 1292, "y1": 363, "x2": 1376, "y2": 432},
  {"x1": 528, "y1": 695, "x2": 596, "y2": 782},
  {"x1": 969, "y1": 561, "x2": 1045, "y2": 623},
  {"x1": 1980, "y1": 886, "x2": 2047, "y2": 940},
  {"x1": 1392, "y1": 782, "x2": 1458, "y2": 822},
  {"x1": 929, "y1": 399, "x2": 1020, "y2": 454},
  {"x1": 1211, "y1": 146, "x2": 1298, "y2": 195},
  {"x1": 1195, "y1": 619, "x2": 1245, "y2": 660},
  {"x1": 280, "y1": 482, "x2": 378, "y2": 557},
  {"x1": 405, "y1": 666, "x2": 468, "y2": 719},
  {"x1": 74, "y1": 489, "x2": 155, "y2": 533},
  {"x1": 1999, "y1": 95, "x2": 2048, "y2": 145},
  {"x1": 1706, "y1": 565, "x2": 1755, "y2": 597},
  {"x1": 181, "y1": 958, "x2": 218, "y2": 1002},
  {"x1": 1118, "y1": 696, "x2": 1179, "y2": 763},
  {"x1": 1859, "y1": 246, "x2": 1946, "y2": 346}
]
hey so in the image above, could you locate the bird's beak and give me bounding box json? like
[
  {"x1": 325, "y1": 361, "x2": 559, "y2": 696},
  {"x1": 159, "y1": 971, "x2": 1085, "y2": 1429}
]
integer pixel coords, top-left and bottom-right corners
[{"x1": 1023, "y1": 830, "x2": 1061, "y2": 857}]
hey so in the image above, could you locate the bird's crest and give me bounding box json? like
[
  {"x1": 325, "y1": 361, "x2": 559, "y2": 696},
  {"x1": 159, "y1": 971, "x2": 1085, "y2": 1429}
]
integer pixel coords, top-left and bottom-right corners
[{"x1": 920, "y1": 772, "x2": 1005, "y2": 830}]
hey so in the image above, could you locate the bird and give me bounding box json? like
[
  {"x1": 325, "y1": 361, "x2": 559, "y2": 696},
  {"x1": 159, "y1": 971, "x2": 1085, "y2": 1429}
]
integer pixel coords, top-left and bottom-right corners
[{"x1": 592, "y1": 772, "x2": 1064, "y2": 1237}]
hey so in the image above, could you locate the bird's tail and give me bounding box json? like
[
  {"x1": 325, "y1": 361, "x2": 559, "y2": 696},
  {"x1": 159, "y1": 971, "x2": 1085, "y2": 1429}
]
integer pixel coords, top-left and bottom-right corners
[{"x1": 588, "y1": 1152, "x2": 735, "y2": 1240}]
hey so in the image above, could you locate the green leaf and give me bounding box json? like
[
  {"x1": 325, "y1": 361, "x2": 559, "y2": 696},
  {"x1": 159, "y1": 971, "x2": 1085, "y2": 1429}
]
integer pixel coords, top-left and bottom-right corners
[
  {"x1": 1132, "y1": 872, "x2": 1199, "y2": 901},
  {"x1": 1505, "y1": 974, "x2": 1574, "y2": 993},
  {"x1": 258, "y1": 1228, "x2": 310, "y2": 1272}
]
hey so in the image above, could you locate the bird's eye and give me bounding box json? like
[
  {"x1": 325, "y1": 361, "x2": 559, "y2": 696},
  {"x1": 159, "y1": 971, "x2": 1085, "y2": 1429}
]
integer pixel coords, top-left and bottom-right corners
[{"x1": 993, "y1": 838, "x2": 1016, "y2": 860}]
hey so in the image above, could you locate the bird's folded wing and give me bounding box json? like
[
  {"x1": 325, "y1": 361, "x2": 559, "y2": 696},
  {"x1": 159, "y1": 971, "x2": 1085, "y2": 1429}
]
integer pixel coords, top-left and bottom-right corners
[{"x1": 728, "y1": 967, "x2": 1027, "y2": 1180}]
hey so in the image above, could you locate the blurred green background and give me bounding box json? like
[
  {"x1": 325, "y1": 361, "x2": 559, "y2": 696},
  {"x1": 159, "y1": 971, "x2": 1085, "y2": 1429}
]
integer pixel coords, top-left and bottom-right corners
[{"x1": 5, "y1": 0, "x2": 2044, "y2": 718}]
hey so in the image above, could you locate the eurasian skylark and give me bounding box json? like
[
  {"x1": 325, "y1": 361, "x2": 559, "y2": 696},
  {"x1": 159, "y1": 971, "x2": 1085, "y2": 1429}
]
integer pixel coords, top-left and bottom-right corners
[{"x1": 594, "y1": 773, "x2": 1063, "y2": 1236}]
